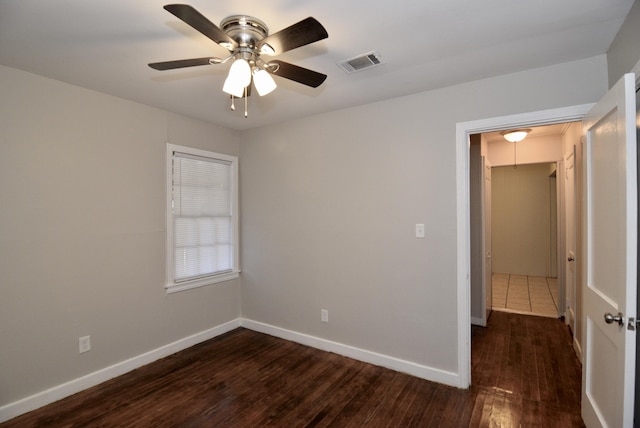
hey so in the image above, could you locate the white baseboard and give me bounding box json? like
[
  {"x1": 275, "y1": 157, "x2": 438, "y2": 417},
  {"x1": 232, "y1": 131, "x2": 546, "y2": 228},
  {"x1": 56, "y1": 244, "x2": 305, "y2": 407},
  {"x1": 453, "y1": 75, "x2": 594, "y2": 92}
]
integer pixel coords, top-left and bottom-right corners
[
  {"x1": 0, "y1": 318, "x2": 241, "y2": 423},
  {"x1": 573, "y1": 337, "x2": 583, "y2": 364},
  {"x1": 240, "y1": 318, "x2": 460, "y2": 388}
]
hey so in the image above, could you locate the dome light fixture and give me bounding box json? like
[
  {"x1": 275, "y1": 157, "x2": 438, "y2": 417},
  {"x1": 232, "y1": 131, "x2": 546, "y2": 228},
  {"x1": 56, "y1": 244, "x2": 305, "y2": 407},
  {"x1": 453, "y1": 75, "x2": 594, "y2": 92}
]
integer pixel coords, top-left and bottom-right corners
[
  {"x1": 501, "y1": 129, "x2": 531, "y2": 143},
  {"x1": 501, "y1": 129, "x2": 531, "y2": 168}
]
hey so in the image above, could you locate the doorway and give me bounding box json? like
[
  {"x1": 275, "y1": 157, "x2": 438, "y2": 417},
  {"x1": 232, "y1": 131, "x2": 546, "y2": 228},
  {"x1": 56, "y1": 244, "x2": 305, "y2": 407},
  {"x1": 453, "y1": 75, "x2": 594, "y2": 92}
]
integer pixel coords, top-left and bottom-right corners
[
  {"x1": 460, "y1": 73, "x2": 639, "y2": 425},
  {"x1": 454, "y1": 103, "x2": 592, "y2": 388},
  {"x1": 469, "y1": 124, "x2": 581, "y2": 330}
]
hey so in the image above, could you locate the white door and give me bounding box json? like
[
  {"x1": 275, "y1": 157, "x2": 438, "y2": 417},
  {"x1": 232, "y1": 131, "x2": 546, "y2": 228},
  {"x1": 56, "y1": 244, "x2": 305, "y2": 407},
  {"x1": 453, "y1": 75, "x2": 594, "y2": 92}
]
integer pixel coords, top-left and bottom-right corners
[
  {"x1": 482, "y1": 159, "x2": 492, "y2": 323},
  {"x1": 581, "y1": 73, "x2": 637, "y2": 428},
  {"x1": 565, "y1": 148, "x2": 577, "y2": 337}
]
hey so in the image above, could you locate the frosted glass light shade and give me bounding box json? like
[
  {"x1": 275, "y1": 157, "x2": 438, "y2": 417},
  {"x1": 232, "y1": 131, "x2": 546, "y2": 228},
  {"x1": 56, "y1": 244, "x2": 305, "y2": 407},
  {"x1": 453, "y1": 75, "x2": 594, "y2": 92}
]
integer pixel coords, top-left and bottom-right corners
[
  {"x1": 253, "y1": 68, "x2": 277, "y2": 96},
  {"x1": 223, "y1": 75, "x2": 244, "y2": 98},
  {"x1": 223, "y1": 59, "x2": 251, "y2": 97},
  {"x1": 501, "y1": 129, "x2": 531, "y2": 143}
]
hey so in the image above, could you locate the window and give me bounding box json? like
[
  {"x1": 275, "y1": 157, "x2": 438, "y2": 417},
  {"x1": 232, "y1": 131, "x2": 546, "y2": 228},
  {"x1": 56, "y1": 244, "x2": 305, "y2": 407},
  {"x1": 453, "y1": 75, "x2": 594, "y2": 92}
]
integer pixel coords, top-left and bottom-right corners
[{"x1": 166, "y1": 144, "x2": 239, "y2": 293}]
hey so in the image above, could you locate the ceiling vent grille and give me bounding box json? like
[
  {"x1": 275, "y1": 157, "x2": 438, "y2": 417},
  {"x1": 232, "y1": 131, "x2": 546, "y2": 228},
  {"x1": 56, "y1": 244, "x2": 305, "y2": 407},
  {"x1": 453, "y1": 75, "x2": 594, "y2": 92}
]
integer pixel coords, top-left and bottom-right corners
[{"x1": 337, "y1": 51, "x2": 383, "y2": 74}]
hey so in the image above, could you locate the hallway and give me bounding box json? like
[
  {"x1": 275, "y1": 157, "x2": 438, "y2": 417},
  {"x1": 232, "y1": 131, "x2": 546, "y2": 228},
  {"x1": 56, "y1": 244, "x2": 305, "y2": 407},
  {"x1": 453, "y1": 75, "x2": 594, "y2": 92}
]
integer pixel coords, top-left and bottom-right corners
[{"x1": 492, "y1": 273, "x2": 559, "y2": 318}]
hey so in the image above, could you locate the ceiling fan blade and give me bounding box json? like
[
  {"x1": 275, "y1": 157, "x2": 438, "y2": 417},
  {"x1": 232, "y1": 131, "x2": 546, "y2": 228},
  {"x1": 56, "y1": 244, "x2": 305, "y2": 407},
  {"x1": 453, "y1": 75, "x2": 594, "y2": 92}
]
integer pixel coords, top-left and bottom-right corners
[
  {"x1": 148, "y1": 57, "x2": 213, "y2": 70},
  {"x1": 258, "y1": 17, "x2": 327, "y2": 55},
  {"x1": 164, "y1": 4, "x2": 237, "y2": 51},
  {"x1": 268, "y1": 60, "x2": 327, "y2": 88}
]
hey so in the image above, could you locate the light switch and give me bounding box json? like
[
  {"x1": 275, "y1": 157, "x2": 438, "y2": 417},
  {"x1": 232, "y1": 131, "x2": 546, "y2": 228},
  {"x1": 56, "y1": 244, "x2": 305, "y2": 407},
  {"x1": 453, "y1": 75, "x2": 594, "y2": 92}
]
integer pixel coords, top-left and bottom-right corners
[{"x1": 415, "y1": 224, "x2": 425, "y2": 238}]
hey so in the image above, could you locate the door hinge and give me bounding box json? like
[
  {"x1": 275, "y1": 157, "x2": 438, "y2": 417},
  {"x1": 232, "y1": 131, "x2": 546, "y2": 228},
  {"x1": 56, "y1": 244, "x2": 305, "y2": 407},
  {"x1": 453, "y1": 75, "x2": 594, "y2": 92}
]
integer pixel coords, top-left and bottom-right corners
[{"x1": 627, "y1": 317, "x2": 639, "y2": 331}]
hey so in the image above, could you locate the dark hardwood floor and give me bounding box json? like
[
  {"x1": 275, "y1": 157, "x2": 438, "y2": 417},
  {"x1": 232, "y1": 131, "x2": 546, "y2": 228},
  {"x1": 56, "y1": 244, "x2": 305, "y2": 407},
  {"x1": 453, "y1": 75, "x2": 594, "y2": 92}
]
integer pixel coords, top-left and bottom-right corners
[
  {"x1": 470, "y1": 311, "x2": 583, "y2": 427},
  {"x1": 2, "y1": 311, "x2": 584, "y2": 427}
]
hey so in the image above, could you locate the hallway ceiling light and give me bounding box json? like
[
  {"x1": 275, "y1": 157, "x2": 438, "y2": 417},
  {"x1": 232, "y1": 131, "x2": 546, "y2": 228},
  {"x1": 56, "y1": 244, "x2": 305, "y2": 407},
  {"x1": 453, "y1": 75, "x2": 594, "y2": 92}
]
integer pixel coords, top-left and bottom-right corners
[
  {"x1": 501, "y1": 129, "x2": 531, "y2": 143},
  {"x1": 501, "y1": 129, "x2": 531, "y2": 168}
]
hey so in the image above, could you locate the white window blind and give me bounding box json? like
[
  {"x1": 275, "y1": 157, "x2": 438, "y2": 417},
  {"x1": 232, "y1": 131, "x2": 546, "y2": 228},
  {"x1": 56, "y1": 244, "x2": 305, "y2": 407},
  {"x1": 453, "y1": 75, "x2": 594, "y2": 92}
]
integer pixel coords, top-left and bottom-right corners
[{"x1": 170, "y1": 150, "x2": 235, "y2": 286}]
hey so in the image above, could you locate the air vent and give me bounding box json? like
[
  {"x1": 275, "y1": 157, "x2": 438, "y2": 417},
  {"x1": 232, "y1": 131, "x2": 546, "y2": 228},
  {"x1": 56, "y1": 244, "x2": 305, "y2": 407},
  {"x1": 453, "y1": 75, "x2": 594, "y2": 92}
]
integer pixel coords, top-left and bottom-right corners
[{"x1": 337, "y1": 51, "x2": 383, "y2": 74}]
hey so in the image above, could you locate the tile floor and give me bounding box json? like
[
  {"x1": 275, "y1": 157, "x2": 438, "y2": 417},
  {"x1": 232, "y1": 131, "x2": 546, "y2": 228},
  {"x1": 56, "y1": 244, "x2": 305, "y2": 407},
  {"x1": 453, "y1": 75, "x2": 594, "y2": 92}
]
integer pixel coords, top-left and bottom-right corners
[{"x1": 492, "y1": 273, "x2": 559, "y2": 318}]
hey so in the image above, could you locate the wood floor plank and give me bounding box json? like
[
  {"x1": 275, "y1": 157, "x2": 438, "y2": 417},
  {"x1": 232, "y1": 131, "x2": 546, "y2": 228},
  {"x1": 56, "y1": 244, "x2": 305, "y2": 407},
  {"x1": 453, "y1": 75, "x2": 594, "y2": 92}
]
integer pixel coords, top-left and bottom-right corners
[
  {"x1": 2, "y1": 311, "x2": 584, "y2": 427},
  {"x1": 382, "y1": 376, "x2": 430, "y2": 427}
]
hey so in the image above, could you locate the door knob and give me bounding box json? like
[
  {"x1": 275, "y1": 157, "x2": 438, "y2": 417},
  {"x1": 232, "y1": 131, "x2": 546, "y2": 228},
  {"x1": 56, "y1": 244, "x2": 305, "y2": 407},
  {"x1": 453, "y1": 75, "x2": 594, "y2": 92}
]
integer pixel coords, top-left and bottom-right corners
[
  {"x1": 568, "y1": 256, "x2": 575, "y2": 262},
  {"x1": 604, "y1": 312, "x2": 624, "y2": 326}
]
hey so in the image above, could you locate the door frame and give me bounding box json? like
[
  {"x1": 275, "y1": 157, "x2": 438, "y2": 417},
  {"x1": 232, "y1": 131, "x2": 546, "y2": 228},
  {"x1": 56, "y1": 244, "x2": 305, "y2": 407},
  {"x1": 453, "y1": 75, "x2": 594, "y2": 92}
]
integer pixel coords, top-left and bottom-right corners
[
  {"x1": 455, "y1": 103, "x2": 594, "y2": 388},
  {"x1": 564, "y1": 146, "x2": 579, "y2": 350}
]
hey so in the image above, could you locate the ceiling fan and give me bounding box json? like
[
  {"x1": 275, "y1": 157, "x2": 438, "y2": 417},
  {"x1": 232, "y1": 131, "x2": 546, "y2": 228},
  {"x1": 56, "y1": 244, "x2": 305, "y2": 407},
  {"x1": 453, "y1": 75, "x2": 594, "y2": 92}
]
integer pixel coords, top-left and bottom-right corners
[{"x1": 148, "y1": 4, "x2": 328, "y2": 117}]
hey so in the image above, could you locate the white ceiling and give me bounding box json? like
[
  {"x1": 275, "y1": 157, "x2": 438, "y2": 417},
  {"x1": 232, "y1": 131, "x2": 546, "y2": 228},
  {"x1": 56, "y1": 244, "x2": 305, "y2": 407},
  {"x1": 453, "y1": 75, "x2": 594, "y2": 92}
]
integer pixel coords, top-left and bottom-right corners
[{"x1": 0, "y1": 0, "x2": 634, "y2": 131}]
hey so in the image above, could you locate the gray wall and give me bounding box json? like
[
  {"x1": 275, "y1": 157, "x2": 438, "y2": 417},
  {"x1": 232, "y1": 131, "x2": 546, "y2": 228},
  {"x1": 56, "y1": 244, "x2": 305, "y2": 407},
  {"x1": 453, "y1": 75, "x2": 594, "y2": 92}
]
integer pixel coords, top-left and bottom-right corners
[
  {"x1": 608, "y1": 0, "x2": 640, "y2": 87},
  {"x1": 0, "y1": 65, "x2": 241, "y2": 406},
  {"x1": 239, "y1": 56, "x2": 609, "y2": 374}
]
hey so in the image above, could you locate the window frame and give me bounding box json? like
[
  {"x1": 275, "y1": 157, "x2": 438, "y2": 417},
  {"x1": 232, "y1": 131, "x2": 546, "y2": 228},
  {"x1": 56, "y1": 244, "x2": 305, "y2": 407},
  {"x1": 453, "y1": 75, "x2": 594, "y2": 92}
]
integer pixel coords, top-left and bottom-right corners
[{"x1": 165, "y1": 143, "x2": 239, "y2": 293}]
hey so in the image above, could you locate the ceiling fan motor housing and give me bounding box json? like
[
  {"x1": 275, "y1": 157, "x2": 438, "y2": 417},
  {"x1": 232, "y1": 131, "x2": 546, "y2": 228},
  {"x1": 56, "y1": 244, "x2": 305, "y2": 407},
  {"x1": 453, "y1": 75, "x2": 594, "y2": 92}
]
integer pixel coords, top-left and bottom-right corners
[{"x1": 220, "y1": 15, "x2": 268, "y2": 49}]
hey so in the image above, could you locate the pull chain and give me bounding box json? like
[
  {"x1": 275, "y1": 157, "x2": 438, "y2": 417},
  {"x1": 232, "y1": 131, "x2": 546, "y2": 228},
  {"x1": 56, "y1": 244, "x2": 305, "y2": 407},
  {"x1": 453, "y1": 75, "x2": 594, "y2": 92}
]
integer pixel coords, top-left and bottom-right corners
[
  {"x1": 228, "y1": 89, "x2": 249, "y2": 117},
  {"x1": 244, "y1": 86, "x2": 248, "y2": 118}
]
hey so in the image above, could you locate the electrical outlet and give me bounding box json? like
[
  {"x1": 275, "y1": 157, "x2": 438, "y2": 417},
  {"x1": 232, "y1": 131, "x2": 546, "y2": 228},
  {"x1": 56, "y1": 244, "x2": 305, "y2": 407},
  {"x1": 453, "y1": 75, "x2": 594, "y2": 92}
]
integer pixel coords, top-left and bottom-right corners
[
  {"x1": 79, "y1": 335, "x2": 91, "y2": 353},
  {"x1": 321, "y1": 309, "x2": 329, "y2": 323}
]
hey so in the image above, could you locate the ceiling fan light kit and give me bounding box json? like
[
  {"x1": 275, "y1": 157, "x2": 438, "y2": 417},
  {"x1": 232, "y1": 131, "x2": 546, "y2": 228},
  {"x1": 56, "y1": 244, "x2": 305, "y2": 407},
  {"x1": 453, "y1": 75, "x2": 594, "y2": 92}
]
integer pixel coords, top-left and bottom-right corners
[{"x1": 148, "y1": 4, "x2": 328, "y2": 118}]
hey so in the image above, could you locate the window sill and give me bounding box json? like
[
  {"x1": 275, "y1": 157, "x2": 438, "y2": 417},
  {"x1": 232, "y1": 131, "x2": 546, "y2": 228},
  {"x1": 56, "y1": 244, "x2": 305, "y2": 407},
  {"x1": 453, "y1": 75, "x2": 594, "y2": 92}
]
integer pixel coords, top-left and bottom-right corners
[{"x1": 165, "y1": 271, "x2": 240, "y2": 294}]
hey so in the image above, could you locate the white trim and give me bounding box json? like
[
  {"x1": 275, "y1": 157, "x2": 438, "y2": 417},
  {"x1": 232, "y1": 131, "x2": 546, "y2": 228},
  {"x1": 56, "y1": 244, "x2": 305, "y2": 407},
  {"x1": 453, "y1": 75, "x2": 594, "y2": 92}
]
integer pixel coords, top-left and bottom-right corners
[
  {"x1": 240, "y1": 318, "x2": 460, "y2": 387},
  {"x1": 455, "y1": 104, "x2": 594, "y2": 388},
  {"x1": 0, "y1": 319, "x2": 241, "y2": 423},
  {"x1": 165, "y1": 271, "x2": 240, "y2": 294}
]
